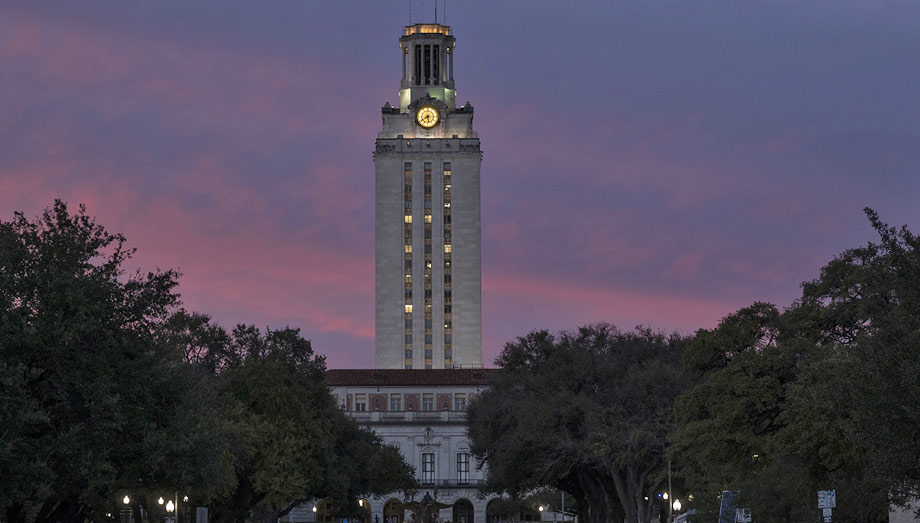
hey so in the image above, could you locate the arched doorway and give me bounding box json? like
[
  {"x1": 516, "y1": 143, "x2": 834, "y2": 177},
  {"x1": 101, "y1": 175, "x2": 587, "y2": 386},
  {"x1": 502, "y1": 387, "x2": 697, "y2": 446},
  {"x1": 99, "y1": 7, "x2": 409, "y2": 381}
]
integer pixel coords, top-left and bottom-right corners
[
  {"x1": 453, "y1": 499, "x2": 474, "y2": 523},
  {"x1": 316, "y1": 501, "x2": 335, "y2": 523},
  {"x1": 355, "y1": 499, "x2": 371, "y2": 523},
  {"x1": 383, "y1": 499, "x2": 403, "y2": 523},
  {"x1": 485, "y1": 499, "x2": 504, "y2": 523}
]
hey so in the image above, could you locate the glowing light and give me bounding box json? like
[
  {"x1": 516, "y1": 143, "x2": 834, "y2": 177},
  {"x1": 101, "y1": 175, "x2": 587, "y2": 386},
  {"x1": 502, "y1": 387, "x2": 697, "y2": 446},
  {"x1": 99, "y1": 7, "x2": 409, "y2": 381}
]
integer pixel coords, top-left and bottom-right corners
[
  {"x1": 158, "y1": 498, "x2": 165, "y2": 505},
  {"x1": 673, "y1": 499, "x2": 682, "y2": 511},
  {"x1": 416, "y1": 106, "x2": 439, "y2": 128},
  {"x1": 166, "y1": 500, "x2": 175, "y2": 513},
  {"x1": 123, "y1": 496, "x2": 130, "y2": 505}
]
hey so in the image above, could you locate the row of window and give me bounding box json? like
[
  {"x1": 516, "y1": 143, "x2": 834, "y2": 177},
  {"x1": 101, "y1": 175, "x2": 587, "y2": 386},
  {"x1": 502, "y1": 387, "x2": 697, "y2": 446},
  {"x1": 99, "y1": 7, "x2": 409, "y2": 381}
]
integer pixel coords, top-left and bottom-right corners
[
  {"x1": 402, "y1": 161, "x2": 454, "y2": 369},
  {"x1": 349, "y1": 393, "x2": 468, "y2": 412},
  {"x1": 443, "y1": 163, "x2": 453, "y2": 367},
  {"x1": 423, "y1": 162, "x2": 433, "y2": 369},
  {"x1": 404, "y1": 162, "x2": 413, "y2": 368},
  {"x1": 421, "y1": 452, "x2": 470, "y2": 484}
]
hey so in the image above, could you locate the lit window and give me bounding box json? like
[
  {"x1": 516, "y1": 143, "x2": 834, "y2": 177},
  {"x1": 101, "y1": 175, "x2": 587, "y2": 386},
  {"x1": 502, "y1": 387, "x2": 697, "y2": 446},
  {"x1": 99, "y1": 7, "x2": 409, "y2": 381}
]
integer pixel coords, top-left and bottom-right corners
[
  {"x1": 405, "y1": 215, "x2": 413, "y2": 223},
  {"x1": 405, "y1": 245, "x2": 413, "y2": 253},
  {"x1": 444, "y1": 244, "x2": 452, "y2": 253},
  {"x1": 405, "y1": 304, "x2": 413, "y2": 313},
  {"x1": 425, "y1": 215, "x2": 432, "y2": 223},
  {"x1": 421, "y1": 453, "x2": 435, "y2": 484}
]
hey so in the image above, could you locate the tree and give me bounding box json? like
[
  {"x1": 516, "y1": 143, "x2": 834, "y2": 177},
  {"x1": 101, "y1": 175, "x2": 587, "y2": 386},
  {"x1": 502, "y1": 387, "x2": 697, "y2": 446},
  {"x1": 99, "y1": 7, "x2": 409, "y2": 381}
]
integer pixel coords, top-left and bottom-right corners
[
  {"x1": 671, "y1": 303, "x2": 818, "y2": 522},
  {"x1": 0, "y1": 202, "x2": 416, "y2": 523},
  {"x1": 467, "y1": 325, "x2": 687, "y2": 523},
  {"x1": 672, "y1": 210, "x2": 919, "y2": 523},
  {"x1": 0, "y1": 201, "x2": 185, "y2": 523},
  {"x1": 173, "y1": 320, "x2": 416, "y2": 523}
]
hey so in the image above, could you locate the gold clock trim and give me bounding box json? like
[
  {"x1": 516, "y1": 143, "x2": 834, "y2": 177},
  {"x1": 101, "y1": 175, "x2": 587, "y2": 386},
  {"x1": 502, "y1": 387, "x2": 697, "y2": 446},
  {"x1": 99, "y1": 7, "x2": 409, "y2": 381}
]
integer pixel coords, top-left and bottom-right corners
[{"x1": 416, "y1": 106, "x2": 439, "y2": 128}]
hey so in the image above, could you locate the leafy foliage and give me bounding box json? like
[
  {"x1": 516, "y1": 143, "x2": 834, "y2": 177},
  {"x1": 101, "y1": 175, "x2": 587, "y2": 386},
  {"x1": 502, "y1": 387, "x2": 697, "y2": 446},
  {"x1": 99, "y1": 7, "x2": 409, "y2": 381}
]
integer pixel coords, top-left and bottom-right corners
[
  {"x1": 0, "y1": 202, "x2": 414, "y2": 523},
  {"x1": 0, "y1": 201, "x2": 182, "y2": 522},
  {"x1": 672, "y1": 209, "x2": 919, "y2": 523},
  {"x1": 468, "y1": 325, "x2": 687, "y2": 523}
]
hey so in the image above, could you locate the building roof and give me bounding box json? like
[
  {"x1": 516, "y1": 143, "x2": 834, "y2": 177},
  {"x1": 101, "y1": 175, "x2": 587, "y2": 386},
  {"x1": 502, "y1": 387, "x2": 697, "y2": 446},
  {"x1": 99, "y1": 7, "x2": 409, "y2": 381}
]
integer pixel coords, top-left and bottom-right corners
[{"x1": 325, "y1": 368, "x2": 496, "y2": 386}]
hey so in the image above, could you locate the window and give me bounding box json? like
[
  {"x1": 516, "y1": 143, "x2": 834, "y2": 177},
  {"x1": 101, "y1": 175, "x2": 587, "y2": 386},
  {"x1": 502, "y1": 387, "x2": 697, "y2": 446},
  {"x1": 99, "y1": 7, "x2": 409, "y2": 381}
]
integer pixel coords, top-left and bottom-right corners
[
  {"x1": 421, "y1": 453, "x2": 435, "y2": 484},
  {"x1": 390, "y1": 394, "x2": 402, "y2": 412},
  {"x1": 422, "y1": 393, "x2": 434, "y2": 411},
  {"x1": 354, "y1": 394, "x2": 367, "y2": 412},
  {"x1": 454, "y1": 393, "x2": 466, "y2": 411},
  {"x1": 457, "y1": 453, "x2": 469, "y2": 484},
  {"x1": 404, "y1": 161, "x2": 413, "y2": 369}
]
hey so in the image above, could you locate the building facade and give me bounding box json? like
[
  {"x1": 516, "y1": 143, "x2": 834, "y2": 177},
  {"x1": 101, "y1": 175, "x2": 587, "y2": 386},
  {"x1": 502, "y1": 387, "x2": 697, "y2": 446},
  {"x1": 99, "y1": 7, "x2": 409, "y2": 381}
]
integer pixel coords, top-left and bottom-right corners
[
  {"x1": 374, "y1": 23, "x2": 483, "y2": 370},
  {"x1": 289, "y1": 22, "x2": 529, "y2": 523},
  {"x1": 326, "y1": 369, "x2": 498, "y2": 523}
]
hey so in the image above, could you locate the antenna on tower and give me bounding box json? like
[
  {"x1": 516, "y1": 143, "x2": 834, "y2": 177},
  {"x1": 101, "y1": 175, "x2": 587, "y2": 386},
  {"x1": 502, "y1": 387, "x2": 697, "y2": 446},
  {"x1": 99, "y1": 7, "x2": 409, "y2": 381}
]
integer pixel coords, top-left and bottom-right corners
[
  {"x1": 409, "y1": 0, "x2": 411, "y2": 25},
  {"x1": 434, "y1": 0, "x2": 437, "y2": 23}
]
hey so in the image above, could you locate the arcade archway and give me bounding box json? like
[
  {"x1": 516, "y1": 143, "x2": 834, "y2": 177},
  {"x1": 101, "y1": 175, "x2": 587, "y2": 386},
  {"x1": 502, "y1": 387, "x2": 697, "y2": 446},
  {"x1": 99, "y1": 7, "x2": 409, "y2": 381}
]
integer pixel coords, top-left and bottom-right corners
[
  {"x1": 383, "y1": 499, "x2": 404, "y2": 523},
  {"x1": 453, "y1": 499, "x2": 474, "y2": 523}
]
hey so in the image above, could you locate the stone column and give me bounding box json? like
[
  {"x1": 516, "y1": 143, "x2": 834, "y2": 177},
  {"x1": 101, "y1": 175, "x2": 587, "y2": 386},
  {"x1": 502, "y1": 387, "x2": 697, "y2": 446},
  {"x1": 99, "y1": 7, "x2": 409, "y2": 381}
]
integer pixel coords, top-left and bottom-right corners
[
  {"x1": 408, "y1": 45, "x2": 415, "y2": 85},
  {"x1": 428, "y1": 44, "x2": 434, "y2": 86},
  {"x1": 441, "y1": 46, "x2": 447, "y2": 84}
]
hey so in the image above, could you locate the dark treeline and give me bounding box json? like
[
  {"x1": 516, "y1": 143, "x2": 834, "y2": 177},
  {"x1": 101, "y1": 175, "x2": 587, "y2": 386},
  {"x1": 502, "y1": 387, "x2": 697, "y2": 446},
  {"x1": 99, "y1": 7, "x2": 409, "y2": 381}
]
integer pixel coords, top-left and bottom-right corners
[
  {"x1": 0, "y1": 201, "x2": 416, "y2": 523},
  {"x1": 467, "y1": 209, "x2": 920, "y2": 523}
]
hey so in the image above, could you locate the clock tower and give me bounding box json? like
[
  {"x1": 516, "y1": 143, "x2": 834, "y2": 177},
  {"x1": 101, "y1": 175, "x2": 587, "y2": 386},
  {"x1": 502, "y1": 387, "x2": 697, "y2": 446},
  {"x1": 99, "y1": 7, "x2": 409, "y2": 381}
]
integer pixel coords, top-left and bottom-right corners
[{"x1": 374, "y1": 23, "x2": 482, "y2": 369}]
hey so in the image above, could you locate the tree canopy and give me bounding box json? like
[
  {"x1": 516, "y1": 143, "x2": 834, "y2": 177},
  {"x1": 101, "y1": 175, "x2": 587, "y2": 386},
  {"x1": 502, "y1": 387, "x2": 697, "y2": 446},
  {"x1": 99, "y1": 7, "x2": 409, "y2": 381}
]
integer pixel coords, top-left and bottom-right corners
[
  {"x1": 0, "y1": 201, "x2": 415, "y2": 523},
  {"x1": 672, "y1": 209, "x2": 920, "y2": 523},
  {"x1": 467, "y1": 325, "x2": 687, "y2": 523}
]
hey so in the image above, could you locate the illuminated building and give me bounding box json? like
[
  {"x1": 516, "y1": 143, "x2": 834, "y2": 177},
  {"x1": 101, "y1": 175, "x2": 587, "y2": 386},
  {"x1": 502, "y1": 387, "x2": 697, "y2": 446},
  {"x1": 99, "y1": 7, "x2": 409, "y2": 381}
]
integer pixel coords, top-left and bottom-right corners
[{"x1": 374, "y1": 23, "x2": 482, "y2": 370}]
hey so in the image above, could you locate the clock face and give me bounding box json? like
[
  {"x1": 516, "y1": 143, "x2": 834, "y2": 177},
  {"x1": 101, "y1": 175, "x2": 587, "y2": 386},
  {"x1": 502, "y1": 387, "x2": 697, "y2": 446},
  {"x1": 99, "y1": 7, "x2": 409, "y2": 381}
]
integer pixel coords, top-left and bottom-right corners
[{"x1": 416, "y1": 106, "x2": 439, "y2": 128}]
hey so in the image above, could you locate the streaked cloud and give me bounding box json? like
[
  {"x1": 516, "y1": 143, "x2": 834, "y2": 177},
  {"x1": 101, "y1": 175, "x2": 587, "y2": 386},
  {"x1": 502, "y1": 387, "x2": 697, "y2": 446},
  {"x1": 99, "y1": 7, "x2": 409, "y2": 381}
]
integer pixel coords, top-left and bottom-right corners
[{"x1": 1, "y1": 2, "x2": 917, "y2": 367}]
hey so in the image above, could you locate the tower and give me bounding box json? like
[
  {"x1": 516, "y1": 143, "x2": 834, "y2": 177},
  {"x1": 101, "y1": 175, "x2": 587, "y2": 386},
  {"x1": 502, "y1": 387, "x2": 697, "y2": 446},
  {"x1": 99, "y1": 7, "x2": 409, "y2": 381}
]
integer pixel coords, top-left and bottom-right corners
[{"x1": 375, "y1": 23, "x2": 482, "y2": 369}]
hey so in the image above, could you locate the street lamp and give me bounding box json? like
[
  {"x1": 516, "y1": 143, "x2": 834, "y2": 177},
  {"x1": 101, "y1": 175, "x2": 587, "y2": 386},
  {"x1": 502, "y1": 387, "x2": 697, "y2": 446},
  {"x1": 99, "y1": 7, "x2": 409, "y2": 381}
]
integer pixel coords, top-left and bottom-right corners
[
  {"x1": 158, "y1": 498, "x2": 165, "y2": 506},
  {"x1": 124, "y1": 496, "x2": 131, "y2": 505},
  {"x1": 672, "y1": 499, "x2": 681, "y2": 512},
  {"x1": 538, "y1": 506, "x2": 543, "y2": 521}
]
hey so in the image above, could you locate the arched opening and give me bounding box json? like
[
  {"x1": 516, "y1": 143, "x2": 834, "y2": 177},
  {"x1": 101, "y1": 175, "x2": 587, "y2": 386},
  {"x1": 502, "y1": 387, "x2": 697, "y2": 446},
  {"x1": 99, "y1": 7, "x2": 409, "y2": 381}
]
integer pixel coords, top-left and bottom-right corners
[
  {"x1": 453, "y1": 499, "x2": 474, "y2": 523},
  {"x1": 356, "y1": 499, "x2": 372, "y2": 523},
  {"x1": 316, "y1": 501, "x2": 335, "y2": 523},
  {"x1": 383, "y1": 499, "x2": 404, "y2": 523},
  {"x1": 485, "y1": 499, "x2": 506, "y2": 523}
]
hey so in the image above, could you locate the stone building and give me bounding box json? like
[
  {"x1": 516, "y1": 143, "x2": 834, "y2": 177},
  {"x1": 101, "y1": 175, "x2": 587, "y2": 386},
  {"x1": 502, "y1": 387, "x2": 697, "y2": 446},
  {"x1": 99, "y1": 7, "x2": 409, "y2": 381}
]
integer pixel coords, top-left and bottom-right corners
[
  {"x1": 325, "y1": 369, "x2": 497, "y2": 523},
  {"x1": 374, "y1": 22, "x2": 482, "y2": 371},
  {"x1": 285, "y1": 21, "x2": 533, "y2": 523}
]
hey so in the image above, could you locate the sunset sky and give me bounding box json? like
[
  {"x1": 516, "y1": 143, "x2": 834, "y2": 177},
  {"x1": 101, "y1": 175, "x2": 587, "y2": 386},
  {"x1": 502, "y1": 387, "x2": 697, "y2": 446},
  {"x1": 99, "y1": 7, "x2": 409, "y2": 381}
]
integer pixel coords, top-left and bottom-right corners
[{"x1": 2, "y1": 2, "x2": 918, "y2": 368}]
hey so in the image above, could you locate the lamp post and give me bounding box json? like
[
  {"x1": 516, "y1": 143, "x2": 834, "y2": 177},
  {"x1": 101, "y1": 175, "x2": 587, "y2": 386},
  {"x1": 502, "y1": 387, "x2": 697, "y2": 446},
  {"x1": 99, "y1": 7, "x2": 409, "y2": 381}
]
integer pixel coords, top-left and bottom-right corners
[
  {"x1": 121, "y1": 495, "x2": 132, "y2": 523},
  {"x1": 538, "y1": 506, "x2": 543, "y2": 522},
  {"x1": 667, "y1": 458, "x2": 672, "y2": 523}
]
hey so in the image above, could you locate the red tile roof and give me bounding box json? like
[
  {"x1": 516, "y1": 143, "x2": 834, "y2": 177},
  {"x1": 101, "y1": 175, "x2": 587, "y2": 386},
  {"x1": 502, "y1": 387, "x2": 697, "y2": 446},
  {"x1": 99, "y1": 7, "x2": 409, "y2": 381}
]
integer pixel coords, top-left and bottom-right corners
[{"x1": 325, "y1": 368, "x2": 496, "y2": 386}]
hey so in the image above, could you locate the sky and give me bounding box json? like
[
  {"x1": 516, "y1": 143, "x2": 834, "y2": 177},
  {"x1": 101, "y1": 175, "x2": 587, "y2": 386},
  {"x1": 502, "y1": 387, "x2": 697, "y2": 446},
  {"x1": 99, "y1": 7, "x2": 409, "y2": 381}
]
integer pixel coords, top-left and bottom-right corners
[{"x1": 2, "y1": 1, "x2": 918, "y2": 368}]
